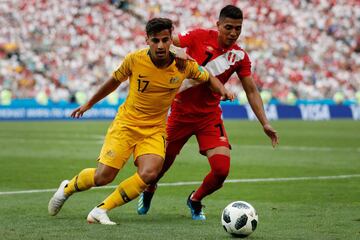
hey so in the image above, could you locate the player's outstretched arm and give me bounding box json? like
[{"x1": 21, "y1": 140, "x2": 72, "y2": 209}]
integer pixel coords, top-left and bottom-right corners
[
  {"x1": 71, "y1": 76, "x2": 121, "y2": 118},
  {"x1": 208, "y1": 74, "x2": 235, "y2": 101},
  {"x1": 241, "y1": 76, "x2": 279, "y2": 147}
]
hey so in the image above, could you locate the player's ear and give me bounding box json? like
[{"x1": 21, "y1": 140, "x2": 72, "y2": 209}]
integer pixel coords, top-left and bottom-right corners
[
  {"x1": 145, "y1": 36, "x2": 150, "y2": 45},
  {"x1": 216, "y1": 21, "x2": 220, "y2": 28}
]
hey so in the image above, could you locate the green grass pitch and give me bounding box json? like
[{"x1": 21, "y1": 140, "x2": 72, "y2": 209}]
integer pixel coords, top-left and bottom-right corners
[{"x1": 0, "y1": 120, "x2": 359, "y2": 239}]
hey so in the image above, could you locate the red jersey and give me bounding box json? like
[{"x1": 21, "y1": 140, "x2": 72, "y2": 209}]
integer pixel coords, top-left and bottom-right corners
[{"x1": 171, "y1": 28, "x2": 252, "y2": 119}]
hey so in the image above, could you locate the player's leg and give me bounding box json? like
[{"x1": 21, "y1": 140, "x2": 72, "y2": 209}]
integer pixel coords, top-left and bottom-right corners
[
  {"x1": 89, "y1": 156, "x2": 162, "y2": 225},
  {"x1": 187, "y1": 118, "x2": 231, "y2": 220},
  {"x1": 65, "y1": 163, "x2": 119, "y2": 196},
  {"x1": 79, "y1": 165, "x2": 120, "y2": 225},
  {"x1": 191, "y1": 146, "x2": 230, "y2": 201},
  {"x1": 48, "y1": 163, "x2": 119, "y2": 217},
  {"x1": 137, "y1": 137, "x2": 189, "y2": 215},
  {"x1": 48, "y1": 120, "x2": 131, "y2": 218},
  {"x1": 138, "y1": 117, "x2": 193, "y2": 215},
  {"x1": 90, "y1": 129, "x2": 165, "y2": 224}
]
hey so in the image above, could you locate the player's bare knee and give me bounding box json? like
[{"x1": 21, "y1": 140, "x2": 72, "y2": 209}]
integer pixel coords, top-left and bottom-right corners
[
  {"x1": 94, "y1": 172, "x2": 115, "y2": 186},
  {"x1": 138, "y1": 170, "x2": 158, "y2": 184},
  {"x1": 94, "y1": 163, "x2": 118, "y2": 186}
]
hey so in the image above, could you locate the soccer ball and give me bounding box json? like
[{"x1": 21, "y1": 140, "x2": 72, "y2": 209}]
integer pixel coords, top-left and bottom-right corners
[{"x1": 221, "y1": 201, "x2": 258, "y2": 238}]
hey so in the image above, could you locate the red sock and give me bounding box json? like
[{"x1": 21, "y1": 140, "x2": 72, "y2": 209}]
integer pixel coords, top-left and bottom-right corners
[{"x1": 192, "y1": 154, "x2": 230, "y2": 201}]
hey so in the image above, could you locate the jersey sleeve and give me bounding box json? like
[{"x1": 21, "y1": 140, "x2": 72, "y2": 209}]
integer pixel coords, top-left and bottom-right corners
[
  {"x1": 236, "y1": 51, "x2": 252, "y2": 78},
  {"x1": 178, "y1": 29, "x2": 205, "y2": 48},
  {"x1": 112, "y1": 53, "x2": 133, "y2": 82},
  {"x1": 185, "y1": 60, "x2": 209, "y2": 82}
]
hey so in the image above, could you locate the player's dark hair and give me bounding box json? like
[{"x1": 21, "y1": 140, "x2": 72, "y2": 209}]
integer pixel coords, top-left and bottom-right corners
[
  {"x1": 219, "y1": 5, "x2": 243, "y2": 20},
  {"x1": 146, "y1": 18, "x2": 173, "y2": 36}
]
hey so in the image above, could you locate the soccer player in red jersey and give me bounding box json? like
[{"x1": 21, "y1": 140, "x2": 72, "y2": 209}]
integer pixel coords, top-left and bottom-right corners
[{"x1": 138, "y1": 5, "x2": 279, "y2": 220}]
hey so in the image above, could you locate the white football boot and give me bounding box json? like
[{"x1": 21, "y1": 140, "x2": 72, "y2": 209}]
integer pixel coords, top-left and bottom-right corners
[
  {"x1": 48, "y1": 180, "x2": 70, "y2": 216},
  {"x1": 87, "y1": 207, "x2": 117, "y2": 225}
]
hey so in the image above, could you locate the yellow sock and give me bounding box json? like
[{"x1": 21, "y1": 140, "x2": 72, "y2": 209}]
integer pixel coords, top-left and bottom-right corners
[
  {"x1": 98, "y1": 172, "x2": 148, "y2": 211},
  {"x1": 64, "y1": 168, "x2": 96, "y2": 196}
]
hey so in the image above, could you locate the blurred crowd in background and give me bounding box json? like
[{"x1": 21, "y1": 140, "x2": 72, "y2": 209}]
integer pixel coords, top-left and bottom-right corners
[{"x1": 0, "y1": 0, "x2": 359, "y2": 106}]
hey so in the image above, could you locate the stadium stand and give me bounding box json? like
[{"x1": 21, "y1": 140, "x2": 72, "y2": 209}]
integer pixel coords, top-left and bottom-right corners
[{"x1": 0, "y1": 0, "x2": 359, "y2": 105}]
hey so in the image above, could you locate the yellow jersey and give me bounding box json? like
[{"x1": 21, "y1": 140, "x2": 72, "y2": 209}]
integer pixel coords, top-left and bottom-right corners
[{"x1": 112, "y1": 48, "x2": 209, "y2": 127}]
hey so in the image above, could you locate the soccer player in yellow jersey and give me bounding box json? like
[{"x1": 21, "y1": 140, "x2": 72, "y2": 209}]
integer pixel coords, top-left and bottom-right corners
[{"x1": 48, "y1": 18, "x2": 234, "y2": 225}]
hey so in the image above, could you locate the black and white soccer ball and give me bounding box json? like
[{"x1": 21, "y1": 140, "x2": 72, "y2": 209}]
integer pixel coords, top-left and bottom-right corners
[{"x1": 221, "y1": 201, "x2": 258, "y2": 238}]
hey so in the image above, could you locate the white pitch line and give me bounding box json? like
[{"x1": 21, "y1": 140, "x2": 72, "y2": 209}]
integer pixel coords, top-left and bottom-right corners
[
  {"x1": 239, "y1": 145, "x2": 360, "y2": 152},
  {"x1": 0, "y1": 174, "x2": 359, "y2": 196},
  {"x1": 183, "y1": 143, "x2": 360, "y2": 152}
]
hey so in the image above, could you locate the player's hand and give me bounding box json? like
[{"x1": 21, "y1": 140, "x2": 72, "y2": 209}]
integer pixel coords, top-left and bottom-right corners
[
  {"x1": 173, "y1": 46, "x2": 194, "y2": 61},
  {"x1": 174, "y1": 47, "x2": 194, "y2": 72},
  {"x1": 71, "y1": 102, "x2": 92, "y2": 118},
  {"x1": 263, "y1": 123, "x2": 279, "y2": 148},
  {"x1": 220, "y1": 90, "x2": 235, "y2": 102}
]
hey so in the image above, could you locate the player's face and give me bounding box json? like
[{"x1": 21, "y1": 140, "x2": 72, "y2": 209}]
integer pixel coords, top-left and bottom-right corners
[
  {"x1": 146, "y1": 29, "x2": 173, "y2": 62},
  {"x1": 217, "y1": 17, "x2": 242, "y2": 48}
]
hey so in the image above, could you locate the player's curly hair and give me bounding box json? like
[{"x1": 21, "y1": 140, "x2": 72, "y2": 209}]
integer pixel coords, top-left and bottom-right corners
[
  {"x1": 219, "y1": 5, "x2": 243, "y2": 20},
  {"x1": 146, "y1": 18, "x2": 174, "y2": 36}
]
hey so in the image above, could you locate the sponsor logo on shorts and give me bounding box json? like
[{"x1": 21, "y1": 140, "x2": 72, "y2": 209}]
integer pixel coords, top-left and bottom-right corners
[
  {"x1": 220, "y1": 136, "x2": 227, "y2": 142},
  {"x1": 106, "y1": 150, "x2": 115, "y2": 158}
]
